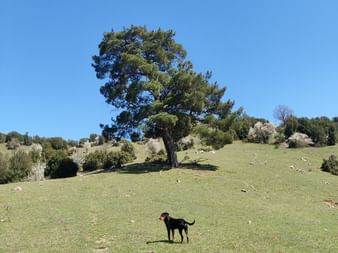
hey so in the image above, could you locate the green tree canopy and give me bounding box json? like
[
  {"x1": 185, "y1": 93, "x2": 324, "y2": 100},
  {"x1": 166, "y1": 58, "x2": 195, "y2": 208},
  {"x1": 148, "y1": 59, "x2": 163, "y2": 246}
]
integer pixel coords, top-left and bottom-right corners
[{"x1": 93, "y1": 26, "x2": 238, "y2": 167}]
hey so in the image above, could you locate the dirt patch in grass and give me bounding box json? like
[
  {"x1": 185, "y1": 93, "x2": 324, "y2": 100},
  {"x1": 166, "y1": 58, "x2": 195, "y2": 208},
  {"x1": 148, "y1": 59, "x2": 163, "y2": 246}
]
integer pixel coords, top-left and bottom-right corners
[{"x1": 323, "y1": 199, "x2": 338, "y2": 209}]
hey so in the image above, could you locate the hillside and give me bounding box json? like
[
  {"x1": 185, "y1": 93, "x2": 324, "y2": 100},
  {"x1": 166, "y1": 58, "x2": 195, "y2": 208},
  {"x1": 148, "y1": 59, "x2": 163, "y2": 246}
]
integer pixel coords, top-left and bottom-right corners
[{"x1": 0, "y1": 142, "x2": 338, "y2": 252}]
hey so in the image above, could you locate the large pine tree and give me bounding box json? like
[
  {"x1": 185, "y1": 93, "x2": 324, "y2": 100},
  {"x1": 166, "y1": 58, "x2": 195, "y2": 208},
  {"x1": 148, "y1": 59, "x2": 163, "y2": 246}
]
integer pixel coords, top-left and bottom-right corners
[{"x1": 93, "y1": 26, "x2": 238, "y2": 167}]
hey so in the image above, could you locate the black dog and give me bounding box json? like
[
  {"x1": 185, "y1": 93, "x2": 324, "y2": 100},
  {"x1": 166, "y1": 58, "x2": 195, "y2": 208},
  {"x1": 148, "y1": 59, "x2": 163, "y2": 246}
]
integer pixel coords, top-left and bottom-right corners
[{"x1": 159, "y1": 212, "x2": 195, "y2": 243}]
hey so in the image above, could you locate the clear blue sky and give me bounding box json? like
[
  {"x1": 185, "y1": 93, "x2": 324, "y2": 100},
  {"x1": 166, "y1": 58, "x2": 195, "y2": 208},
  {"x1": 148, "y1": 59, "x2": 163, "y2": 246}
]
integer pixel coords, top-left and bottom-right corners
[{"x1": 1, "y1": 0, "x2": 337, "y2": 140}]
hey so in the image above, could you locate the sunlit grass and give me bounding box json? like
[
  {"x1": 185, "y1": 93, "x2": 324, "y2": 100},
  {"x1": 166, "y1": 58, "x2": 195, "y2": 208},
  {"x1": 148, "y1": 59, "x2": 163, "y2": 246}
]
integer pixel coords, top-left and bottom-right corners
[{"x1": 0, "y1": 142, "x2": 338, "y2": 252}]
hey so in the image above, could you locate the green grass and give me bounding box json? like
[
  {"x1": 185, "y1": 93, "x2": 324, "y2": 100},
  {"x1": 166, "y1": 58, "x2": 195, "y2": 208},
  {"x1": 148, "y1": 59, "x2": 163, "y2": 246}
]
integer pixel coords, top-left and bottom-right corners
[{"x1": 1, "y1": 142, "x2": 338, "y2": 252}]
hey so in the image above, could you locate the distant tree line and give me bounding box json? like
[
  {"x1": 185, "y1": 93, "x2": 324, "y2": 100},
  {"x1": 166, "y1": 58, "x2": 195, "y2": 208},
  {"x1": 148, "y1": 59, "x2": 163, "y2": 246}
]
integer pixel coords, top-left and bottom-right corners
[
  {"x1": 229, "y1": 107, "x2": 337, "y2": 148},
  {"x1": 0, "y1": 131, "x2": 121, "y2": 184},
  {"x1": 283, "y1": 116, "x2": 336, "y2": 147}
]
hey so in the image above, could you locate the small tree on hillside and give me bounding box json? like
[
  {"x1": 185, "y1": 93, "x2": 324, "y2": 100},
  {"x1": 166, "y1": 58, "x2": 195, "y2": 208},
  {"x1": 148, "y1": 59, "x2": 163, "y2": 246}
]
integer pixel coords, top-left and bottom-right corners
[
  {"x1": 284, "y1": 116, "x2": 298, "y2": 138},
  {"x1": 93, "y1": 26, "x2": 239, "y2": 167},
  {"x1": 273, "y1": 105, "x2": 293, "y2": 126},
  {"x1": 328, "y1": 126, "x2": 336, "y2": 146}
]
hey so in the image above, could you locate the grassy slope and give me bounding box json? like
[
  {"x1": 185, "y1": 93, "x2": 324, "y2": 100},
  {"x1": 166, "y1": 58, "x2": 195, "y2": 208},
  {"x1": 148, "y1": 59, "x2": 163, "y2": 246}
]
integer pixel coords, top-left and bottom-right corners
[{"x1": 0, "y1": 142, "x2": 338, "y2": 253}]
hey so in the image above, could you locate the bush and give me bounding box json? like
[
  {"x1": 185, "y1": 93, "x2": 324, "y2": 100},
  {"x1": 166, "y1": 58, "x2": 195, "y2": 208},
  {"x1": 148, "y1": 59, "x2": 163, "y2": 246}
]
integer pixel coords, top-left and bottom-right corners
[
  {"x1": 284, "y1": 116, "x2": 299, "y2": 138},
  {"x1": 145, "y1": 149, "x2": 167, "y2": 163},
  {"x1": 175, "y1": 137, "x2": 194, "y2": 151},
  {"x1": 232, "y1": 114, "x2": 269, "y2": 140},
  {"x1": 0, "y1": 133, "x2": 6, "y2": 143},
  {"x1": 98, "y1": 136, "x2": 105, "y2": 145},
  {"x1": 79, "y1": 138, "x2": 89, "y2": 147},
  {"x1": 29, "y1": 150, "x2": 41, "y2": 163},
  {"x1": 67, "y1": 140, "x2": 79, "y2": 147},
  {"x1": 104, "y1": 151, "x2": 133, "y2": 169},
  {"x1": 44, "y1": 151, "x2": 67, "y2": 176},
  {"x1": 273, "y1": 131, "x2": 286, "y2": 146},
  {"x1": 89, "y1": 133, "x2": 98, "y2": 143},
  {"x1": 23, "y1": 133, "x2": 33, "y2": 146},
  {"x1": 321, "y1": 155, "x2": 338, "y2": 175},
  {"x1": 328, "y1": 126, "x2": 336, "y2": 146},
  {"x1": 10, "y1": 151, "x2": 33, "y2": 180},
  {"x1": 6, "y1": 138, "x2": 20, "y2": 150},
  {"x1": 195, "y1": 126, "x2": 233, "y2": 150},
  {"x1": 45, "y1": 152, "x2": 78, "y2": 178},
  {"x1": 0, "y1": 151, "x2": 33, "y2": 184},
  {"x1": 82, "y1": 150, "x2": 107, "y2": 171},
  {"x1": 47, "y1": 137, "x2": 68, "y2": 150},
  {"x1": 0, "y1": 153, "x2": 10, "y2": 184},
  {"x1": 6, "y1": 131, "x2": 24, "y2": 143},
  {"x1": 248, "y1": 122, "x2": 276, "y2": 144},
  {"x1": 121, "y1": 142, "x2": 136, "y2": 159},
  {"x1": 232, "y1": 121, "x2": 250, "y2": 140}
]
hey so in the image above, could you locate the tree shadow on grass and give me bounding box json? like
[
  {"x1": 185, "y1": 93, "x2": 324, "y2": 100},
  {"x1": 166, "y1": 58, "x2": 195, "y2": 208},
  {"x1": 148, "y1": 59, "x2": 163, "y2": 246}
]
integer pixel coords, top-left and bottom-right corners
[
  {"x1": 117, "y1": 162, "x2": 218, "y2": 174},
  {"x1": 117, "y1": 163, "x2": 171, "y2": 174},
  {"x1": 179, "y1": 162, "x2": 218, "y2": 171},
  {"x1": 82, "y1": 162, "x2": 218, "y2": 175}
]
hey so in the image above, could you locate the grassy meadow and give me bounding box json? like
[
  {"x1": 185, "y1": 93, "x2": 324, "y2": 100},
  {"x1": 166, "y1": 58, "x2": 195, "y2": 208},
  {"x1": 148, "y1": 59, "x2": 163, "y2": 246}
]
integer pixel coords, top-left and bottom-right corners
[{"x1": 1, "y1": 142, "x2": 338, "y2": 252}]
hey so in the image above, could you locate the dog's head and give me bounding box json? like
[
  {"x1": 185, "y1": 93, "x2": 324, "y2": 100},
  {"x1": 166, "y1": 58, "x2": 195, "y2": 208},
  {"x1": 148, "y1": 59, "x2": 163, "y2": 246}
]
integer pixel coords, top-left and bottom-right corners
[{"x1": 159, "y1": 212, "x2": 169, "y2": 221}]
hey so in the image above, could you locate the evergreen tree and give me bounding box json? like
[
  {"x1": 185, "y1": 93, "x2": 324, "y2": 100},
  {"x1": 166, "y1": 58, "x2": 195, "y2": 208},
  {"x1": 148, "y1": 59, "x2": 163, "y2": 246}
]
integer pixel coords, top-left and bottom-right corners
[
  {"x1": 93, "y1": 26, "x2": 238, "y2": 167},
  {"x1": 328, "y1": 126, "x2": 336, "y2": 146}
]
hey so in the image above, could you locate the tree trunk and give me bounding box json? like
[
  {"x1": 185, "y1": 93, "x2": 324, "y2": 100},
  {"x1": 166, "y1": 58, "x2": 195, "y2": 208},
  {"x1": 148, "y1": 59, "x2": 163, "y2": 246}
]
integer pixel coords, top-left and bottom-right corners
[{"x1": 161, "y1": 130, "x2": 179, "y2": 168}]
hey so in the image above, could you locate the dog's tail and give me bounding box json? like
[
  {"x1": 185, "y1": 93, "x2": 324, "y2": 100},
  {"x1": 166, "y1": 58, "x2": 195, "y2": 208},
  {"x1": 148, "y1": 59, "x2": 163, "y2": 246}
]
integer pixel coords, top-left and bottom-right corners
[{"x1": 186, "y1": 220, "x2": 195, "y2": 226}]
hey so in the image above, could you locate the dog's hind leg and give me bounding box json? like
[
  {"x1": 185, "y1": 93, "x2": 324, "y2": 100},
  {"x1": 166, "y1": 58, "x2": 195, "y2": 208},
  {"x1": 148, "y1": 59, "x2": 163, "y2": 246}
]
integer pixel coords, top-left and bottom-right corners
[{"x1": 184, "y1": 227, "x2": 189, "y2": 243}]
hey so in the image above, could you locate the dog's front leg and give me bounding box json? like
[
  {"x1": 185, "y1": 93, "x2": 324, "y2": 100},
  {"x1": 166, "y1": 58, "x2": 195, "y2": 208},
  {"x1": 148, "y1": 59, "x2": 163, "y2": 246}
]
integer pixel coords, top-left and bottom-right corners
[
  {"x1": 166, "y1": 227, "x2": 171, "y2": 241},
  {"x1": 171, "y1": 229, "x2": 175, "y2": 241}
]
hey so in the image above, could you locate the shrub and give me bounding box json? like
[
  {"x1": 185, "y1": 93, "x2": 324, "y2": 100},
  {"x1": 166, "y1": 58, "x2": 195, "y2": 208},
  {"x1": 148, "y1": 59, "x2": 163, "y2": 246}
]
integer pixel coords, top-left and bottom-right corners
[
  {"x1": 284, "y1": 116, "x2": 299, "y2": 138},
  {"x1": 248, "y1": 122, "x2": 276, "y2": 144},
  {"x1": 89, "y1": 133, "x2": 98, "y2": 143},
  {"x1": 321, "y1": 155, "x2": 338, "y2": 175},
  {"x1": 8, "y1": 151, "x2": 33, "y2": 183},
  {"x1": 273, "y1": 131, "x2": 286, "y2": 146},
  {"x1": 310, "y1": 125, "x2": 327, "y2": 146},
  {"x1": 42, "y1": 147, "x2": 69, "y2": 163},
  {"x1": 6, "y1": 131, "x2": 24, "y2": 143},
  {"x1": 6, "y1": 138, "x2": 20, "y2": 150},
  {"x1": 23, "y1": 133, "x2": 33, "y2": 146},
  {"x1": 67, "y1": 140, "x2": 79, "y2": 147},
  {"x1": 47, "y1": 137, "x2": 68, "y2": 150},
  {"x1": 98, "y1": 136, "x2": 105, "y2": 145},
  {"x1": 0, "y1": 133, "x2": 6, "y2": 143},
  {"x1": 232, "y1": 114, "x2": 269, "y2": 140},
  {"x1": 45, "y1": 152, "x2": 78, "y2": 178},
  {"x1": 82, "y1": 150, "x2": 107, "y2": 171},
  {"x1": 232, "y1": 121, "x2": 250, "y2": 140},
  {"x1": 29, "y1": 150, "x2": 41, "y2": 163},
  {"x1": 145, "y1": 149, "x2": 167, "y2": 163},
  {"x1": 104, "y1": 151, "x2": 133, "y2": 169},
  {"x1": 121, "y1": 142, "x2": 136, "y2": 159},
  {"x1": 195, "y1": 127, "x2": 233, "y2": 149},
  {"x1": 0, "y1": 151, "x2": 33, "y2": 184},
  {"x1": 44, "y1": 151, "x2": 67, "y2": 176},
  {"x1": 0, "y1": 153, "x2": 10, "y2": 184},
  {"x1": 328, "y1": 126, "x2": 336, "y2": 146},
  {"x1": 79, "y1": 138, "x2": 89, "y2": 147},
  {"x1": 175, "y1": 137, "x2": 194, "y2": 151}
]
